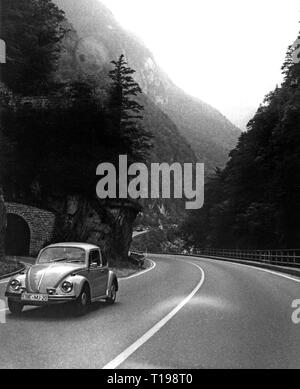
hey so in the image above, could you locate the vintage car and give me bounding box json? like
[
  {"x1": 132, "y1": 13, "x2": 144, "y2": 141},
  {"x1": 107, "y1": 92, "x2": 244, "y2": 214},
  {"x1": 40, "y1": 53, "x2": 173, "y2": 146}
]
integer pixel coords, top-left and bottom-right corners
[{"x1": 5, "y1": 243, "x2": 118, "y2": 316}]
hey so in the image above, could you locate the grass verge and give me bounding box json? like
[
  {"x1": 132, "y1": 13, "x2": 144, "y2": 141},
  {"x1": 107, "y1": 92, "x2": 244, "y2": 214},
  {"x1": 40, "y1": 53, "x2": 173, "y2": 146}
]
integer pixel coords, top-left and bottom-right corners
[{"x1": 0, "y1": 260, "x2": 23, "y2": 278}]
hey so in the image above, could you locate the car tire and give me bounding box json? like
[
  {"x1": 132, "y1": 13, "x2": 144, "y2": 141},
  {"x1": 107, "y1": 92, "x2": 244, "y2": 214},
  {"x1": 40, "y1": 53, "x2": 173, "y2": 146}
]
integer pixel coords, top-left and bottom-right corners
[
  {"x1": 106, "y1": 281, "x2": 117, "y2": 305},
  {"x1": 73, "y1": 285, "x2": 90, "y2": 316},
  {"x1": 8, "y1": 300, "x2": 23, "y2": 315}
]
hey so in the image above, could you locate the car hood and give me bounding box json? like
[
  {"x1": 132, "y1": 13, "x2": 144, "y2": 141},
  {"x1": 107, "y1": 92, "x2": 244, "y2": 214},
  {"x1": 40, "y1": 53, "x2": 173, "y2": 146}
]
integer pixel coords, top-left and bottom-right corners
[{"x1": 26, "y1": 262, "x2": 86, "y2": 293}]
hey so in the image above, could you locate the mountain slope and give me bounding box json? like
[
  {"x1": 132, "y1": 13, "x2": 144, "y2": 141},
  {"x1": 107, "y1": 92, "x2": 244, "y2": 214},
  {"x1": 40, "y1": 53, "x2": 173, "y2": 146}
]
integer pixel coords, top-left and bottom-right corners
[
  {"x1": 54, "y1": 0, "x2": 241, "y2": 172},
  {"x1": 55, "y1": 0, "x2": 196, "y2": 166}
]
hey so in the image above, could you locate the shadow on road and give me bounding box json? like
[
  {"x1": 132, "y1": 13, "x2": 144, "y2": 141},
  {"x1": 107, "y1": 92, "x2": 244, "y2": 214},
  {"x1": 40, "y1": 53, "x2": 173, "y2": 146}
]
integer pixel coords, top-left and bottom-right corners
[{"x1": 7, "y1": 301, "x2": 120, "y2": 322}]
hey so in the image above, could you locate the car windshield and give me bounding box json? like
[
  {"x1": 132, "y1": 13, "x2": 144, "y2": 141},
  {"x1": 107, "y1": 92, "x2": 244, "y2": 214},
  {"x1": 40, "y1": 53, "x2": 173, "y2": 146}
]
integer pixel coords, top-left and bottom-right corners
[{"x1": 38, "y1": 247, "x2": 86, "y2": 264}]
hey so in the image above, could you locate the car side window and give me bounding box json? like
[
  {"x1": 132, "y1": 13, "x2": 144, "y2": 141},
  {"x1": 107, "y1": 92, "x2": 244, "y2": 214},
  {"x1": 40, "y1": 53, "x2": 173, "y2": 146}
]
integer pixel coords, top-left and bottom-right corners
[{"x1": 89, "y1": 250, "x2": 101, "y2": 267}]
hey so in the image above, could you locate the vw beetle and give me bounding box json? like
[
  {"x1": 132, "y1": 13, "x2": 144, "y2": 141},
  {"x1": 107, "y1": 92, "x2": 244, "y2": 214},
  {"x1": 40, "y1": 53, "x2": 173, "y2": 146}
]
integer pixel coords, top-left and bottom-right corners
[{"x1": 5, "y1": 243, "x2": 118, "y2": 316}]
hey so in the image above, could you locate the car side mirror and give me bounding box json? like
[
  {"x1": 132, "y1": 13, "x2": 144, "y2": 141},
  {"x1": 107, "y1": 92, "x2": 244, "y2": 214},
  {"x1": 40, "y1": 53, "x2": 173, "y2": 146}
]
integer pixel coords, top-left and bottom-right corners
[{"x1": 89, "y1": 262, "x2": 98, "y2": 269}]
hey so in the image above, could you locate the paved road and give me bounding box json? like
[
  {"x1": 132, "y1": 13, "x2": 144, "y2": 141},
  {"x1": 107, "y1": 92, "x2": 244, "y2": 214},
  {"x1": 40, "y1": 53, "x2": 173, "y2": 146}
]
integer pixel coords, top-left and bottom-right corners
[{"x1": 0, "y1": 254, "x2": 299, "y2": 369}]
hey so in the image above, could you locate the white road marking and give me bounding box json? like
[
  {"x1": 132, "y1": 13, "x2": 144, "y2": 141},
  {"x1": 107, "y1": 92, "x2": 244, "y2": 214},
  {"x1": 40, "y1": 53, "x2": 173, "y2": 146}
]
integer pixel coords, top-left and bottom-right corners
[
  {"x1": 196, "y1": 256, "x2": 300, "y2": 283},
  {"x1": 132, "y1": 231, "x2": 148, "y2": 238},
  {"x1": 102, "y1": 259, "x2": 205, "y2": 369},
  {"x1": 121, "y1": 260, "x2": 156, "y2": 281},
  {"x1": 21, "y1": 262, "x2": 33, "y2": 266}
]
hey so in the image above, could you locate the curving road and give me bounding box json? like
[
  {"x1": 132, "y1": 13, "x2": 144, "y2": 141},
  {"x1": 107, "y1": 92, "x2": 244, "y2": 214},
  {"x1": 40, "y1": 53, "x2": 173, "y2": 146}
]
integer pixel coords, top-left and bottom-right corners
[{"x1": 0, "y1": 254, "x2": 299, "y2": 369}]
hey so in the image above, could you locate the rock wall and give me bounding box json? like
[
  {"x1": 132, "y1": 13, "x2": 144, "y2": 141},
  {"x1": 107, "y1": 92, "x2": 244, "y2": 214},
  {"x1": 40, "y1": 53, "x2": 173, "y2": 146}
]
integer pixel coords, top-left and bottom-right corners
[{"x1": 49, "y1": 195, "x2": 141, "y2": 263}]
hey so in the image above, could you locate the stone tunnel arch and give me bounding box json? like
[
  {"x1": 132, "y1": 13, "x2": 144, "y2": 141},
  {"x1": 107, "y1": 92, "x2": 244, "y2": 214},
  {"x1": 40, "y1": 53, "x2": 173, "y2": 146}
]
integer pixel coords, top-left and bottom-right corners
[
  {"x1": 5, "y1": 214, "x2": 31, "y2": 256},
  {"x1": 5, "y1": 202, "x2": 56, "y2": 257}
]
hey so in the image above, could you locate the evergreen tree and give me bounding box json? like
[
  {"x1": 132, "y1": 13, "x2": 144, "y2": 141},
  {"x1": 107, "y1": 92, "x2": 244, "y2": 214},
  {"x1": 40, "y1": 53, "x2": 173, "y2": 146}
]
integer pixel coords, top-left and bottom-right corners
[{"x1": 109, "y1": 54, "x2": 153, "y2": 162}]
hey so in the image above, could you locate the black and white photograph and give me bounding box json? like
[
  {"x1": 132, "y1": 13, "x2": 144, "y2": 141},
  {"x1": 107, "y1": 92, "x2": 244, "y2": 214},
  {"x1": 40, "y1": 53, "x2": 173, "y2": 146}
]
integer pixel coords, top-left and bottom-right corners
[{"x1": 0, "y1": 0, "x2": 300, "y2": 373}]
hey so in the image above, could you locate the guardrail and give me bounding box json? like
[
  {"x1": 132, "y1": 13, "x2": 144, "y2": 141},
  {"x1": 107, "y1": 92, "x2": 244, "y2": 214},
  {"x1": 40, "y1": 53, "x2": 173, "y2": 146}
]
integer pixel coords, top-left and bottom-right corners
[
  {"x1": 193, "y1": 249, "x2": 300, "y2": 268},
  {"x1": 129, "y1": 252, "x2": 146, "y2": 268},
  {"x1": 131, "y1": 248, "x2": 300, "y2": 268}
]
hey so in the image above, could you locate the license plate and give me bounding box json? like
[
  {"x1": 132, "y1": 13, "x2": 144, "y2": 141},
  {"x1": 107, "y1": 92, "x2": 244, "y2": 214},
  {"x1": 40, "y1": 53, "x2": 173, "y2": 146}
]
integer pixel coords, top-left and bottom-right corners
[{"x1": 21, "y1": 293, "x2": 48, "y2": 302}]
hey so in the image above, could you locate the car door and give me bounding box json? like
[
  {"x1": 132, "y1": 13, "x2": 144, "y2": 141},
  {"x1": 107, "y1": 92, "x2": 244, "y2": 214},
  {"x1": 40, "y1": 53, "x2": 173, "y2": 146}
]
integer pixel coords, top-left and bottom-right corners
[{"x1": 88, "y1": 249, "x2": 108, "y2": 298}]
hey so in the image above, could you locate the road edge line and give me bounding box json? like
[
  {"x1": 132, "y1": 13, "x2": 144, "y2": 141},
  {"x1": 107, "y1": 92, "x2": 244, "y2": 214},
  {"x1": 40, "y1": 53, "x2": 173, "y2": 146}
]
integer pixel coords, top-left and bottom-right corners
[
  {"x1": 102, "y1": 259, "x2": 205, "y2": 369},
  {"x1": 120, "y1": 259, "x2": 156, "y2": 281}
]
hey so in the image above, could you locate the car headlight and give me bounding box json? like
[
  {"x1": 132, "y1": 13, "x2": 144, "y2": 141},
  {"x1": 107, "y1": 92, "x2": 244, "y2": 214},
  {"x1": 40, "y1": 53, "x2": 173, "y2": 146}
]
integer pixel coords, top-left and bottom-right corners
[
  {"x1": 61, "y1": 281, "x2": 73, "y2": 293},
  {"x1": 10, "y1": 279, "x2": 21, "y2": 291}
]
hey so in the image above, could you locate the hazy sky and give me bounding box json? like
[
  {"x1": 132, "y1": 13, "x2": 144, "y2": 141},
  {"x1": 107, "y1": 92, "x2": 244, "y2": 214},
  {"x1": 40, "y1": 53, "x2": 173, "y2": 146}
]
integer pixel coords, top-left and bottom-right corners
[{"x1": 101, "y1": 0, "x2": 300, "y2": 128}]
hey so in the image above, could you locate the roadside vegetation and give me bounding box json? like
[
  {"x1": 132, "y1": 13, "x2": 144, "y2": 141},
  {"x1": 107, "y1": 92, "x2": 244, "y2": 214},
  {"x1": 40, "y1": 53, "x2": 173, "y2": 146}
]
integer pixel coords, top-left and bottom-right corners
[
  {"x1": 181, "y1": 32, "x2": 300, "y2": 250},
  {"x1": 0, "y1": 261, "x2": 23, "y2": 278},
  {"x1": 0, "y1": 0, "x2": 152, "y2": 204},
  {"x1": 0, "y1": 0, "x2": 153, "y2": 267},
  {"x1": 131, "y1": 227, "x2": 185, "y2": 254}
]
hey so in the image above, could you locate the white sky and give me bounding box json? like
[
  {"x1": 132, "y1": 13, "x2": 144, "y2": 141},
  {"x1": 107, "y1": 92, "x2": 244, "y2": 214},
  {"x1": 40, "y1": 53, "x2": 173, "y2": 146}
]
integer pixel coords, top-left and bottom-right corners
[{"x1": 101, "y1": 0, "x2": 300, "y2": 128}]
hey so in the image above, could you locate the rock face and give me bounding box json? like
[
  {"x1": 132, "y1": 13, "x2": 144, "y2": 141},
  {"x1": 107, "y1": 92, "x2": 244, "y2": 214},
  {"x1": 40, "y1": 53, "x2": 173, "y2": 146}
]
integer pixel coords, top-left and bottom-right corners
[
  {"x1": 0, "y1": 189, "x2": 7, "y2": 262},
  {"x1": 48, "y1": 195, "x2": 141, "y2": 262}
]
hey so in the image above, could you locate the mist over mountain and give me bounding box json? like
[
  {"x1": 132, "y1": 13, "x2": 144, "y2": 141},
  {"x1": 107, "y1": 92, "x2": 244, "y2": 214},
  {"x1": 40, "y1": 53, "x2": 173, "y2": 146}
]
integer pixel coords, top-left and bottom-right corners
[{"x1": 54, "y1": 0, "x2": 240, "y2": 172}]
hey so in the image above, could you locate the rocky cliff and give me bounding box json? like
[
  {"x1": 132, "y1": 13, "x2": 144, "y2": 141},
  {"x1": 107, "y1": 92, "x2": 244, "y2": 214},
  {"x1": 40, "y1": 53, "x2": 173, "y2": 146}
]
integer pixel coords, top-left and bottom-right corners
[{"x1": 48, "y1": 195, "x2": 141, "y2": 262}]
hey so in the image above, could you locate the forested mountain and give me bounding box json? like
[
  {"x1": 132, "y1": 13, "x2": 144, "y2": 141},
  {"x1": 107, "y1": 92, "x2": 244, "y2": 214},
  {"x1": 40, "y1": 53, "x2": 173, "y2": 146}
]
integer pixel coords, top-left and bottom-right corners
[
  {"x1": 182, "y1": 38, "x2": 300, "y2": 249},
  {"x1": 53, "y1": 0, "x2": 240, "y2": 171},
  {"x1": 0, "y1": 0, "x2": 198, "y2": 227},
  {"x1": 1, "y1": 0, "x2": 240, "y2": 227},
  {"x1": 54, "y1": 1, "x2": 197, "y2": 180},
  {"x1": 0, "y1": 0, "x2": 156, "y2": 260}
]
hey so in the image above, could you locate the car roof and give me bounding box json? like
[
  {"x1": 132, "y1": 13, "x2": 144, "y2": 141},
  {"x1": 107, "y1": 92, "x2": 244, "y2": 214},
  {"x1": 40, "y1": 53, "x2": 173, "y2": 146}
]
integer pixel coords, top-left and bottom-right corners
[{"x1": 44, "y1": 242, "x2": 100, "y2": 251}]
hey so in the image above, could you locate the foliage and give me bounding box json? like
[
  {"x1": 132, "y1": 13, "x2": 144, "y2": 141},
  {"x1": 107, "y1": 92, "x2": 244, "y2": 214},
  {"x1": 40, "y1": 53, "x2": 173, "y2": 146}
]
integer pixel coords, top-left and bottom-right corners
[
  {"x1": 0, "y1": 0, "x2": 66, "y2": 95},
  {"x1": 181, "y1": 33, "x2": 300, "y2": 249},
  {"x1": 131, "y1": 228, "x2": 184, "y2": 253},
  {"x1": 0, "y1": 1, "x2": 154, "y2": 202},
  {"x1": 1, "y1": 79, "x2": 143, "y2": 202},
  {"x1": 108, "y1": 54, "x2": 153, "y2": 162},
  {"x1": 0, "y1": 261, "x2": 23, "y2": 277}
]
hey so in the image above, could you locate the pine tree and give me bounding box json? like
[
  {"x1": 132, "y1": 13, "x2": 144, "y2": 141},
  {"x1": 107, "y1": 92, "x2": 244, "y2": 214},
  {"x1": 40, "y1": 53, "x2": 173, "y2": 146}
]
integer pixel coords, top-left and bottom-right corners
[{"x1": 109, "y1": 54, "x2": 152, "y2": 162}]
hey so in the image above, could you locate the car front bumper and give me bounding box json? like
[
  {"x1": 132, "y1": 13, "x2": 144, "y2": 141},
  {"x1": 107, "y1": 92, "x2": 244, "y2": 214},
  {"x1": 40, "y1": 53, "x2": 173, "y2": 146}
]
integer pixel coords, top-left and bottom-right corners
[{"x1": 5, "y1": 292, "x2": 77, "y2": 305}]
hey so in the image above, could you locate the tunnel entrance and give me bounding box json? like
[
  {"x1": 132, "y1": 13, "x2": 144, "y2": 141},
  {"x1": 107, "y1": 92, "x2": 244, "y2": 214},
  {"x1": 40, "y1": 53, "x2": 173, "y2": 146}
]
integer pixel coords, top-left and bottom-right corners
[{"x1": 5, "y1": 213, "x2": 30, "y2": 256}]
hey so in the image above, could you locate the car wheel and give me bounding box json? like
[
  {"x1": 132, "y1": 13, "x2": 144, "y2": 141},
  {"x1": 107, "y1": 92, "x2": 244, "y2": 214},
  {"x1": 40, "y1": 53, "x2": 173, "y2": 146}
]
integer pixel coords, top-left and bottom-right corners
[
  {"x1": 73, "y1": 285, "x2": 90, "y2": 316},
  {"x1": 8, "y1": 300, "x2": 23, "y2": 315},
  {"x1": 106, "y1": 281, "x2": 117, "y2": 305}
]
